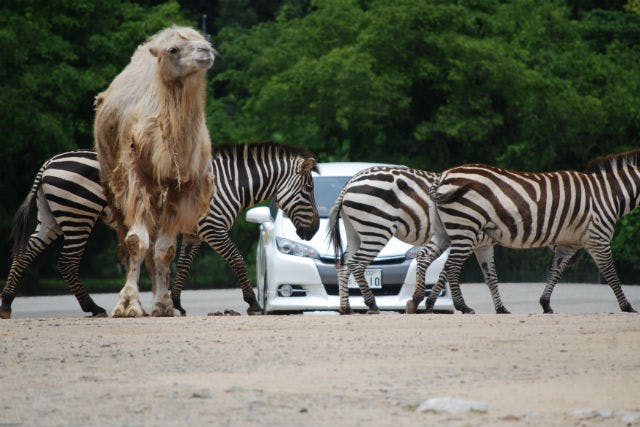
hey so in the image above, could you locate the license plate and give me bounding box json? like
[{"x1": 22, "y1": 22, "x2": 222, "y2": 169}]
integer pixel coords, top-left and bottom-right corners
[{"x1": 348, "y1": 269, "x2": 382, "y2": 289}]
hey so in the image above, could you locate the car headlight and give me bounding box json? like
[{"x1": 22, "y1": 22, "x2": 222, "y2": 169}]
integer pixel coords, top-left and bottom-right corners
[
  {"x1": 405, "y1": 246, "x2": 421, "y2": 260},
  {"x1": 276, "y1": 237, "x2": 319, "y2": 259}
]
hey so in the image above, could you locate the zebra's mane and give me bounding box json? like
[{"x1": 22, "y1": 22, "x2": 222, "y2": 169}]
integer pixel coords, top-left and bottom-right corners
[
  {"x1": 214, "y1": 141, "x2": 318, "y2": 172},
  {"x1": 584, "y1": 149, "x2": 640, "y2": 173},
  {"x1": 215, "y1": 141, "x2": 313, "y2": 159}
]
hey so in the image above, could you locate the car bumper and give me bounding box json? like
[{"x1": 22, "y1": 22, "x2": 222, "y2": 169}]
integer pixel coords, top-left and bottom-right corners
[{"x1": 263, "y1": 252, "x2": 453, "y2": 313}]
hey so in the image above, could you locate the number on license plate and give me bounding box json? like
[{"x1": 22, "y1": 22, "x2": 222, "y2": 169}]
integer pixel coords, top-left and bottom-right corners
[{"x1": 347, "y1": 269, "x2": 382, "y2": 289}]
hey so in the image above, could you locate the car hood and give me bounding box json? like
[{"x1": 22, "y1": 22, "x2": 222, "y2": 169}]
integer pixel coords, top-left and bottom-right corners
[{"x1": 276, "y1": 217, "x2": 412, "y2": 258}]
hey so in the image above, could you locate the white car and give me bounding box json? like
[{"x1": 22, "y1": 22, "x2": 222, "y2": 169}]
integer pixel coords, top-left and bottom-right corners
[{"x1": 246, "y1": 162, "x2": 454, "y2": 314}]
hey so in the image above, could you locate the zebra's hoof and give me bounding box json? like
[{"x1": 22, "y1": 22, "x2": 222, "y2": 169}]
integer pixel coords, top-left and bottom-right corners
[
  {"x1": 405, "y1": 300, "x2": 418, "y2": 314},
  {"x1": 621, "y1": 303, "x2": 637, "y2": 313},
  {"x1": 424, "y1": 301, "x2": 436, "y2": 313},
  {"x1": 247, "y1": 302, "x2": 263, "y2": 315},
  {"x1": 366, "y1": 309, "x2": 380, "y2": 315},
  {"x1": 87, "y1": 311, "x2": 108, "y2": 318},
  {"x1": 172, "y1": 297, "x2": 186, "y2": 316},
  {"x1": 460, "y1": 306, "x2": 476, "y2": 314},
  {"x1": 0, "y1": 309, "x2": 11, "y2": 319},
  {"x1": 339, "y1": 306, "x2": 353, "y2": 315},
  {"x1": 496, "y1": 306, "x2": 511, "y2": 314}
]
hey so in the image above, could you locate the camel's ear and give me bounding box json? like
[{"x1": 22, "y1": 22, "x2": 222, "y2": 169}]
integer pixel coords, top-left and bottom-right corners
[
  {"x1": 298, "y1": 158, "x2": 317, "y2": 174},
  {"x1": 149, "y1": 46, "x2": 159, "y2": 57}
]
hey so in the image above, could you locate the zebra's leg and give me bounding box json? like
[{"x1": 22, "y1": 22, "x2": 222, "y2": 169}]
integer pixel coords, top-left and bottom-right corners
[
  {"x1": 112, "y1": 224, "x2": 148, "y2": 318},
  {"x1": 424, "y1": 269, "x2": 448, "y2": 312},
  {"x1": 426, "y1": 242, "x2": 475, "y2": 314},
  {"x1": 584, "y1": 243, "x2": 636, "y2": 313},
  {"x1": 407, "y1": 242, "x2": 444, "y2": 314},
  {"x1": 539, "y1": 245, "x2": 579, "y2": 314},
  {"x1": 473, "y1": 244, "x2": 509, "y2": 314},
  {"x1": 201, "y1": 230, "x2": 262, "y2": 315},
  {"x1": 150, "y1": 231, "x2": 177, "y2": 317},
  {"x1": 348, "y1": 257, "x2": 379, "y2": 314},
  {"x1": 336, "y1": 253, "x2": 352, "y2": 315},
  {"x1": 170, "y1": 235, "x2": 201, "y2": 316},
  {"x1": 1, "y1": 225, "x2": 61, "y2": 318},
  {"x1": 57, "y1": 239, "x2": 106, "y2": 317}
]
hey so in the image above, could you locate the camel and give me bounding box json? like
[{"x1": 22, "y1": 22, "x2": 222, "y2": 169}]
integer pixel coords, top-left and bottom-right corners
[{"x1": 93, "y1": 25, "x2": 215, "y2": 317}]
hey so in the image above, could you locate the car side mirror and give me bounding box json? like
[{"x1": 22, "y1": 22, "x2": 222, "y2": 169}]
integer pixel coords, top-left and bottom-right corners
[{"x1": 246, "y1": 206, "x2": 274, "y2": 224}]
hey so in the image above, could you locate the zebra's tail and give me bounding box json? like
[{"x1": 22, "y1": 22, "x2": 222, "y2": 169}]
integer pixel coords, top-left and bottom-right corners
[
  {"x1": 10, "y1": 163, "x2": 46, "y2": 257},
  {"x1": 429, "y1": 172, "x2": 465, "y2": 204},
  {"x1": 328, "y1": 193, "x2": 344, "y2": 266}
]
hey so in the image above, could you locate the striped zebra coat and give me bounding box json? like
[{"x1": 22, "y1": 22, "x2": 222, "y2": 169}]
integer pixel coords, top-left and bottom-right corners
[
  {"x1": 327, "y1": 166, "x2": 498, "y2": 314},
  {"x1": 1, "y1": 142, "x2": 319, "y2": 318},
  {"x1": 428, "y1": 150, "x2": 640, "y2": 314}
]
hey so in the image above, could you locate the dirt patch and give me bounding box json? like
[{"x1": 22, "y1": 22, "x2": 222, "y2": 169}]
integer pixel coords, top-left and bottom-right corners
[{"x1": 1, "y1": 313, "x2": 638, "y2": 426}]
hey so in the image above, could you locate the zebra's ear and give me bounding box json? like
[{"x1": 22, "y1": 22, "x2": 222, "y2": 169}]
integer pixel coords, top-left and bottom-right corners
[{"x1": 298, "y1": 158, "x2": 317, "y2": 174}]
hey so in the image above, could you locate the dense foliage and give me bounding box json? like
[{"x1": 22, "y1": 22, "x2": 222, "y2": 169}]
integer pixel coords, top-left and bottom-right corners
[{"x1": 2, "y1": 0, "x2": 640, "y2": 294}]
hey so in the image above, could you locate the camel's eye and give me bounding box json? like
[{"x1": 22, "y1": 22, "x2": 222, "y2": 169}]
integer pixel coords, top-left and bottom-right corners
[{"x1": 167, "y1": 47, "x2": 179, "y2": 54}]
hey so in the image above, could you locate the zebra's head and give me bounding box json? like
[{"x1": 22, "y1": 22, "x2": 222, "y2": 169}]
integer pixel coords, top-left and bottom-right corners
[{"x1": 276, "y1": 157, "x2": 320, "y2": 240}]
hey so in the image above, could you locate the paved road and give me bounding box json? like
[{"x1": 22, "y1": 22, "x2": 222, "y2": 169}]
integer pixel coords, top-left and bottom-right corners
[{"x1": 8, "y1": 282, "x2": 640, "y2": 318}]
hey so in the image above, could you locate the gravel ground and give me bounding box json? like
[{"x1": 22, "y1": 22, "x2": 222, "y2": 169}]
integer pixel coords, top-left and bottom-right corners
[{"x1": 1, "y1": 309, "x2": 639, "y2": 426}]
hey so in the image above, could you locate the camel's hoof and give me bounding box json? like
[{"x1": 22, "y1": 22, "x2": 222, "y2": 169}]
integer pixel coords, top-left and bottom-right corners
[
  {"x1": 406, "y1": 300, "x2": 418, "y2": 314},
  {"x1": 112, "y1": 305, "x2": 125, "y2": 318},
  {"x1": 112, "y1": 299, "x2": 144, "y2": 318},
  {"x1": 151, "y1": 302, "x2": 175, "y2": 317}
]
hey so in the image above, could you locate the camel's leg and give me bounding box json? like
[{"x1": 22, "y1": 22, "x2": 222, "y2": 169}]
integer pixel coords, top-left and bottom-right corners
[
  {"x1": 151, "y1": 232, "x2": 177, "y2": 317},
  {"x1": 112, "y1": 224, "x2": 148, "y2": 318}
]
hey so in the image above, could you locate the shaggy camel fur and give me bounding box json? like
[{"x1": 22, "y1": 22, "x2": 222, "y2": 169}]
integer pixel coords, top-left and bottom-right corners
[{"x1": 94, "y1": 26, "x2": 215, "y2": 317}]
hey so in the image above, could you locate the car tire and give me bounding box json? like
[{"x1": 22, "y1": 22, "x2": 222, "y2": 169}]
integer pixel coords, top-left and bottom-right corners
[{"x1": 261, "y1": 269, "x2": 269, "y2": 315}]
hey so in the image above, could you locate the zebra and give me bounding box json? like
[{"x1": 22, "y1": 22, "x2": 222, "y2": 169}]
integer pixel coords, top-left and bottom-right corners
[
  {"x1": 1, "y1": 142, "x2": 319, "y2": 319},
  {"x1": 426, "y1": 150, "x2": 640, "y2": 314},
  {"x1": 170, "y1": 142, "x2": 318, "y2": 315},
  {"x1": 328, "y1": 165, "x2": 501, "y2": 315}
]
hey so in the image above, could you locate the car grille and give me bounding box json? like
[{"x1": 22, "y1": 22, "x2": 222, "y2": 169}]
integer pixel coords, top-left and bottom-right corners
[
  {"x1": 323, "y1": 284, "x2": 404, "y2": 296},
  {"x1": 319, "y1": 255, "x2": 405, "y2": 265}
]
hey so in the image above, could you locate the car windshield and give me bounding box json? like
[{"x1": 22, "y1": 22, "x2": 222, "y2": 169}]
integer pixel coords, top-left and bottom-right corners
[{"x1": 313, "y1": 176, "x2": 352, "y2": 218}]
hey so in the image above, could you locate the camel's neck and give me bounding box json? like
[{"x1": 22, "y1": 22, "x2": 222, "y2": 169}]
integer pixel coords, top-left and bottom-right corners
[
  {"x1": 157, "y1": 74, "x2": 206, "y2": 157},
  {"x1": 152, "y1": 73, "x2": 209, "y2": 187}
]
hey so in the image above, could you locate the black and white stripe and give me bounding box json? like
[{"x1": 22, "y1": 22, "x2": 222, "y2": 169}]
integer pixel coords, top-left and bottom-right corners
[
  {"x1": 1, "y1": 142, "x2": 319, "y2": 318},
  {"x1": 328, "y1": 166, "x2": 448, "y2": 314},
  {"x1": 171, "y1": 142, "x2": 319, "y2": 315},
  {"x1": 328, "y1": 166, "x2": 500, "y2": 315},
  {"x1": 1, "y1": 151, "x2": 109, "y2": 318},
  {"x1": 427, "y1": 150, "x2": 640, "y2": 314}
]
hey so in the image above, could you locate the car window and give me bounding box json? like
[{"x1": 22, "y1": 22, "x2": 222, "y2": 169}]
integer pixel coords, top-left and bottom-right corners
[{"x1": 313, "y1": 176, "x2": 351, "y2": 218}]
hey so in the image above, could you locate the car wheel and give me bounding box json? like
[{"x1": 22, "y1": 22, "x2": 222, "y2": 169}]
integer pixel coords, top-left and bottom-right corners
[{"x1": 261, "y1": 269, "x2": 269, "y2": 315}]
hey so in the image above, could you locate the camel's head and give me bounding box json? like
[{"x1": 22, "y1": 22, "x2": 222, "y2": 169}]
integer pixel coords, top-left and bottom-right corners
[{"x1": 149, "y1": 26, "x2": 216, "y2": 81}]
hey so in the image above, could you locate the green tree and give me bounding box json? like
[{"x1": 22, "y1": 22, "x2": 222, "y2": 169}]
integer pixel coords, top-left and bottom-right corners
[{"x1": 0, "y1": 0, "x2": 187, "y2": 280}]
